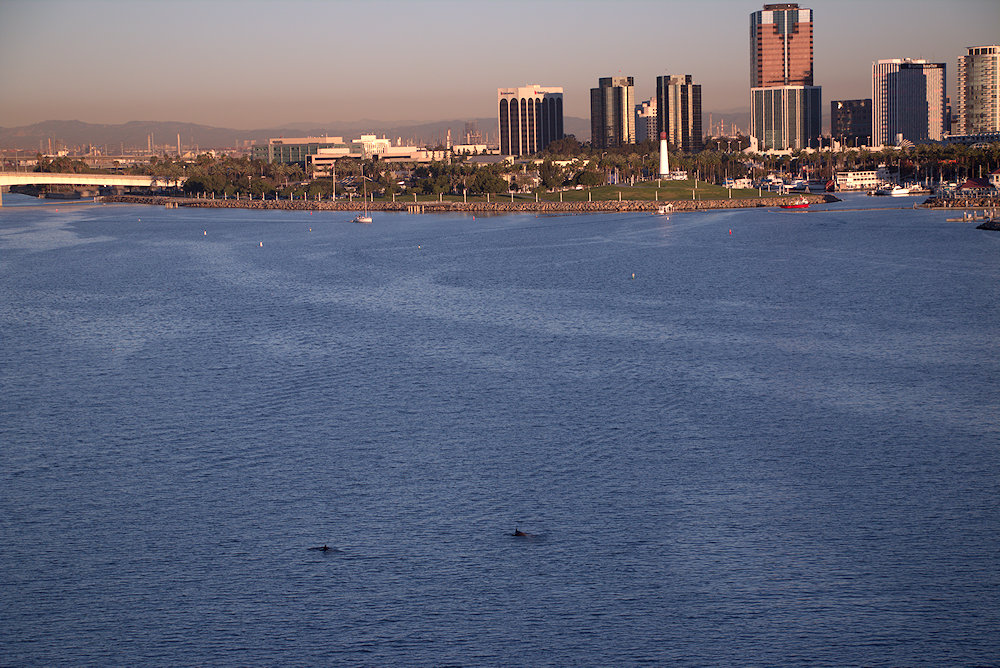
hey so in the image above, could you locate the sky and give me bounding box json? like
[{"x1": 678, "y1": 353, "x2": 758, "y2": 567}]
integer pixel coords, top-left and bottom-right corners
[{"x1": 1, "y1": 0, "x2": 997, "y2": 129}]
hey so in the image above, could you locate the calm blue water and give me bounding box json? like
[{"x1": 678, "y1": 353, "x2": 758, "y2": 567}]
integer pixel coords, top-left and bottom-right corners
[{"x1": 2, "y1": 193, "x2": 999, "y2": 666}]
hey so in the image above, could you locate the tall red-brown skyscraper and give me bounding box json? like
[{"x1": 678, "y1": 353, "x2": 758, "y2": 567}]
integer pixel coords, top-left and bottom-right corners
[
  {"x1": 750, "y1": 3, "x2": 821, "y2": 150},
  {"x1": 750, "y1": 3, "x2": 813, "y2": 87}
]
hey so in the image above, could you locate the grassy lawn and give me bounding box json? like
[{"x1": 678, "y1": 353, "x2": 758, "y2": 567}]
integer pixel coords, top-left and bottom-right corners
[{"x1": 370, "y1": 180, "x2": 779, "y2": 203}]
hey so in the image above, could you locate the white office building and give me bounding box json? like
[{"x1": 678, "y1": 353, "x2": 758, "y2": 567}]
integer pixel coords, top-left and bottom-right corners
[
  {"x1": 498, "y1": 85, "x2": 564, "y2": 156},
  {"x1": 635, "y1": 98, "x2": 657, "y2": 144},
  {"x1": 872, "y1": 58, "x2": 946, "y2": 146}
]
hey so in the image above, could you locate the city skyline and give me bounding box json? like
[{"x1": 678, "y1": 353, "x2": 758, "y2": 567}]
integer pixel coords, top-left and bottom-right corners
[{"x1": 0, "y1": 0, "x2": 998, "y2": 130}]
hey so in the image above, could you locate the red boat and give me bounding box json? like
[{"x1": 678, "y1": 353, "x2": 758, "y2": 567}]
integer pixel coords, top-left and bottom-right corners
[{"x1": 780, "y1": 196, "x2": 810, "y2": 209}]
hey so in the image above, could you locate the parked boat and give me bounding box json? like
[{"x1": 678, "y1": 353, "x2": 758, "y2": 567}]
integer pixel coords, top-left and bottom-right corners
[
  {"x1": 874, "y1": 185, "x2": 911, "y2": 196},
  {"x1": 779, "y1": 196, "x2": 810, "y2": 209},
  {"x1": 353, "y1": 165, "x2": 373, "y2": 224}
]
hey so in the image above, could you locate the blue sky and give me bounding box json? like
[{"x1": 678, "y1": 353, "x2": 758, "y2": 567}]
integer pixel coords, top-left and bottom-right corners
[{"x1": 1, "y1": 0, "x2": 997, "y2": 128}]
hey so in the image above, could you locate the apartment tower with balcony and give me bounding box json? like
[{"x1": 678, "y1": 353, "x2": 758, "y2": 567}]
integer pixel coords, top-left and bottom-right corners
[{"x1": 957, "y1": 45, "x2": 1000, "y2": 135}]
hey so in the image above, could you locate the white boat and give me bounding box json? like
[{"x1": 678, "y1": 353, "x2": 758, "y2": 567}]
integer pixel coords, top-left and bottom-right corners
[
  {"x1": 874, "y1": 185, "x2": 911, "y2": 196},
  {"x1": 353, "y1": 165, "x2": 373, "y2": 224}
]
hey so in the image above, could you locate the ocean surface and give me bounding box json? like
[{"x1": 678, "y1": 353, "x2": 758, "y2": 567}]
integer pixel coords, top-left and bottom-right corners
[{"x1": 2, "y1": 193, "x2": 998, "y2": 666}]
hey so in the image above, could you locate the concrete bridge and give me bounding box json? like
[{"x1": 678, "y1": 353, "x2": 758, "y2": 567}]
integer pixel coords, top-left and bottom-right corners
[{"x1": 0, "y1": 172, "x2": 185, "y2": 206}]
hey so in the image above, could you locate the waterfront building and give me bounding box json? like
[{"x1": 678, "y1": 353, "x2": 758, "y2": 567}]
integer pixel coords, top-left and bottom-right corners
[
  {"x1": 252, "y1": 136, "x2": 349, "y2": 163},
  {"x1": 872, "y1": 59, "x2": 946, "y2": 146},
  {"x1": 749, "y1": 3, "x2": 822, "y2": 150},
  {"x1": 498, "y1": 85, "x2": 564, "y2": 156},
  {"x1": 830, "y1": 99, "x2": 872, "y2": 145},
  {"x1": 957, "y1": 45, "x2": 1000, "y2": 135},
  {"x1": 834, "y1": 166, "x2": 893, "y2": 192},
  {"x1": 590, "y1": 77, "x2": 635, "y2": 149},
  {"x1": 656, "y1": 75, "x2": 703, "y2": 153},
  {"x1": 635, "y1": 98, "x2": 657, "y2": 144},
  {"x1": 300, "y1": 135, "x2": 441, "y2": 175}
]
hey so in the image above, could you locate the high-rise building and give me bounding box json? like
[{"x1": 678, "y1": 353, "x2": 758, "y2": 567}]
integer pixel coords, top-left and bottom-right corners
[
  {"x1": 872, "y1": 59, "x2": 946, "y2": 145},
  {"x1": 751, "y1": 3, "x2": 813, "y2": 87},
  {"x1": 830, "y1": 99, "x2": 872, "y2": 145},
  {"x1": 498, "y1": 85, "x2": 564, "y2": 156},
  {"x1": 635, "y1": 98, "x2": 658, "y2": 144},
  {"x1": 751, "y1": 86, "x2": 821, "y2": 151},
  {"x1": 749, "y1": 3, "x2": 821, "y2": 150},
  {"x1": 656, "y1": 75, "x2": 703, "y2": 153},
  {"x1": 590, "y1": 77, "x2": 635, "y2": 149},
  {"x1": 957, "y1": 45, "x2": 1000, "y2": 135}
]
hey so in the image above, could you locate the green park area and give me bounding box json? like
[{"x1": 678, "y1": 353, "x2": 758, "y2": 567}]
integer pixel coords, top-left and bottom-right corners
[{"x1": 371, "y1": 180, "x2": 776, "y2": 204}]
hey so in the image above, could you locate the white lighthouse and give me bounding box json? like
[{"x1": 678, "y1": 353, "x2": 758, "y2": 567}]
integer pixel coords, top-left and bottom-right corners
[{"x1": 658, "y1": 131, "x2": 669, "y2": 178}]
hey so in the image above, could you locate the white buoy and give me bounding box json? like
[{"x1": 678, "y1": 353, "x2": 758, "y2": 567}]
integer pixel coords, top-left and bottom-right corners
[
  {"x1": 203, "y1": 230, "x2": 207, "y2": 236},
  {"x1": 259, "y1": 241, "x2": 263, "y2": 247}
]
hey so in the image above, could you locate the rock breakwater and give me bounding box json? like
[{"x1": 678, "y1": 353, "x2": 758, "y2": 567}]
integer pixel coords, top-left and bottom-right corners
[{"x1": 104, "y1": 193, "x2": 837, "y2": 213}]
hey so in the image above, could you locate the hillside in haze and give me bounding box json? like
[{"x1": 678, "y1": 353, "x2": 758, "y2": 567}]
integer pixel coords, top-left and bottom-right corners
[
  {"x1": 0, "y1": 113, "x2": 752, "y2": 153},
  {"x1": 0, "y1": 118, "x2": 589, "y2": 152}
]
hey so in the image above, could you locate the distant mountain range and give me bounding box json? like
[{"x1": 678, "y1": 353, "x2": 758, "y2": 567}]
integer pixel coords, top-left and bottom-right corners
[
  {"x1": 0, "y1": 117, "x2": 591, "y2": 152},
  {"x1": 0, "y1": 113, "x2": 749, "y2": 153}
]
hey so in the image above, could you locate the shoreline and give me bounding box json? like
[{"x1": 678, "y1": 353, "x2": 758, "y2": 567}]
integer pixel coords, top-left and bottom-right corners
[{"x1": 102, "y1": 193, "x2": 839, "y2": 213}]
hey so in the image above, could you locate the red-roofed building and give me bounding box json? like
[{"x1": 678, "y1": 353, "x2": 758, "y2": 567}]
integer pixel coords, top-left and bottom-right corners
[{"x1": 957, "y1": 177, "x2": 995, "y2": 194}]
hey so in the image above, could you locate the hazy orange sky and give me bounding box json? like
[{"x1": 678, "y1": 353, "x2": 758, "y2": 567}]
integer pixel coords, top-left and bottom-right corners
[{"x1": 1, "y1": 0, "x2": 997, "y2": 128}]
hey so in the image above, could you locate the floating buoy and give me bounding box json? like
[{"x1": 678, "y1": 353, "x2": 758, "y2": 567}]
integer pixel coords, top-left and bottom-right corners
[
  {"x1": 309, "y1": 227, "x2": 312, "y2": 232},
  {"x1": 418, "y1": 245, "x2": 421, "y2": 249},
  {"x1": 203, "y1": 230, "x2": 207, "y2": 236},
  {"x1": 631, "y1": 273, "x2": 635, "y2": 280},
  {"x1": 729, "y1": 229, "x2": 732, "y2": 235},
  {"x1": 259, "y1": 241, "x2": 263, "y2": 247}
]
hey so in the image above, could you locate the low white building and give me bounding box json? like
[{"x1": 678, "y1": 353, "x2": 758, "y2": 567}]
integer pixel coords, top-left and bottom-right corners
[
  {"x1": 724, "y1": 177, "x2": 754, "y2": 189},
  {"x1": 834, "y1": 166, "x2": 893, "y2": 191},
  {"x1": 308, "y1": 134, "x2": 446, "y2": 176}
]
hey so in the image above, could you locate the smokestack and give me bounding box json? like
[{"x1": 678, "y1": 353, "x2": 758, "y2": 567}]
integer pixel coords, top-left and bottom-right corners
[{"x1": 658, "y1": 132, "x2": 669, "y2": 178}]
